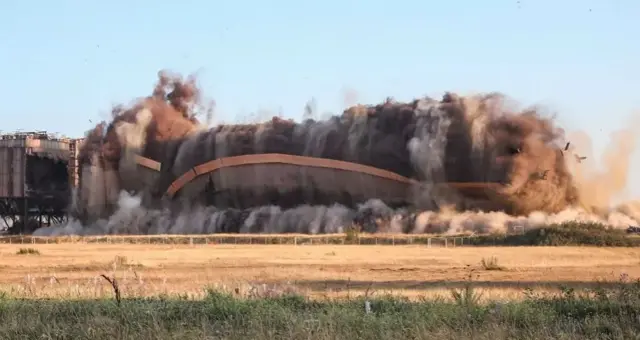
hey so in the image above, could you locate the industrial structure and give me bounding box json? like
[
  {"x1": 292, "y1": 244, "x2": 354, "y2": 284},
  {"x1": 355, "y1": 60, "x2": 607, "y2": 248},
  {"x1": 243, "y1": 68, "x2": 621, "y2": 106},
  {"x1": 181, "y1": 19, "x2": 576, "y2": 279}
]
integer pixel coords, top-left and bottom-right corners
[
  {"x1": 0, "y1": 85, "x2": 584, "y2": 235},
  {"x1": 0, "y1": 131, "x2": 83, "y2": 234}
]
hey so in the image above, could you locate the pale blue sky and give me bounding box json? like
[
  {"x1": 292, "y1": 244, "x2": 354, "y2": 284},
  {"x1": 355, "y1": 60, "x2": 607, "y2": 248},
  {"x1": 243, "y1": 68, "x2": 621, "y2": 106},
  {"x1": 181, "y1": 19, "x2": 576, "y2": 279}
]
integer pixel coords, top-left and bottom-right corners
[{"x1": 2, "y1": 0, "x2": 639, "y2": 196}]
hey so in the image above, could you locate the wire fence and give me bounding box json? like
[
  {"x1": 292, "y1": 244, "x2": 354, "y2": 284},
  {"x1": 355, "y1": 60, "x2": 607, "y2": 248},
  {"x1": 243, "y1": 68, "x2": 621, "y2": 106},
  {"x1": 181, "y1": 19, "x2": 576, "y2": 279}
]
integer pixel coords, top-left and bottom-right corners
[{"x1": 0, "y1": 233, "x2": 484, "y2": 248}]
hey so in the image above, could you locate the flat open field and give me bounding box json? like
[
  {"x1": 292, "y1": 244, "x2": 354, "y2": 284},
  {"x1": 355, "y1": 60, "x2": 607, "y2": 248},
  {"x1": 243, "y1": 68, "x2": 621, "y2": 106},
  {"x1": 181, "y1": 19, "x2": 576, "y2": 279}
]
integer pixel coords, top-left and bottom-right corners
[{"x1": 0, "y1": 243, "x2": 638, "y2": 301}]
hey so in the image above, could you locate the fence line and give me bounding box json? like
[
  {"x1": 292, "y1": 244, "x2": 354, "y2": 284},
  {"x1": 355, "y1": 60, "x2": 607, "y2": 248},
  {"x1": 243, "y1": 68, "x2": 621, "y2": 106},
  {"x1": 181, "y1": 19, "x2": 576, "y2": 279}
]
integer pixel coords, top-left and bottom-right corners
[{"x1": 0, "y1": 233, "x2": 481, "y2": 248}]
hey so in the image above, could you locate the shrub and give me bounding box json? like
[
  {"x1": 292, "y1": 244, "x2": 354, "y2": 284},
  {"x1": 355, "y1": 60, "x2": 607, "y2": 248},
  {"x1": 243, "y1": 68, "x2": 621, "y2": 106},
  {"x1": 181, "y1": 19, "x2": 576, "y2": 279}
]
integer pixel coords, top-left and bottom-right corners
[
  {"x1": 480, "y1": 256, "x2": 504, "y2": 270},
  {"x1": 344, "y1": 224, "x2": 361, "y2": 244},
  {"x1": 469, "y1": 222, "x2": 640, "y2": 247},
  {"x1": 16, "y1": 248, "x2": 40, "y2": 255}
]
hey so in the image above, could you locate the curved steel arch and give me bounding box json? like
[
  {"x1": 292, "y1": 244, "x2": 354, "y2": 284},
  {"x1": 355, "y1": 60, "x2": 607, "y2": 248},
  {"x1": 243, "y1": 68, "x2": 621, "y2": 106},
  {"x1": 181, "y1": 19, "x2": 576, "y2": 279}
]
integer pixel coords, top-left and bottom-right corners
[
  {"x1": 135, "y1": 153, "x2": 500, "y2": 200},
  {"x1": 164, "y1": 153, "x2": 419, "y2": 198},
  {"x1": 135, "y1": 155, "x2": 161, "y2": 171}
]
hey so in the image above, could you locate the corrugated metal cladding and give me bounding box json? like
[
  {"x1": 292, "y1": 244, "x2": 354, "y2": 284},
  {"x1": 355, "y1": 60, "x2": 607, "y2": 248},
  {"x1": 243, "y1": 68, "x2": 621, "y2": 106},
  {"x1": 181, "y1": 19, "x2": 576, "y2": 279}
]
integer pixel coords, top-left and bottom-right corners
[
  {"x1": 0, "y1": 148, "x2": 9, "y2": 197},
  {"x1": 0, "y1": 139, "x2": 26, "y2": 148},
  {"x1": 0, "y1": 137, "x2": 77, "y2": 197},
  {"x1": 0, "y1": 139, "x2": 71, "y2": 154},
  {"x1": 0, "y1": 147, "x2": 26, "y2": 197},
  {"x1": 12, "y1": 148, "x2": 24, "y2": 197},
  {"x1": 25, "y1": 139, "x2": 70, "y2": 151}
]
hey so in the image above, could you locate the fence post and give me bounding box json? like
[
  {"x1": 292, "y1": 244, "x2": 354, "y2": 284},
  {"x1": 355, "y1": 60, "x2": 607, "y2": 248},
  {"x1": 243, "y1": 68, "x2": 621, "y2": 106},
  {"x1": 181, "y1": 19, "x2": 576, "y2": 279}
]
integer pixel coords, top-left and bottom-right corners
[
  {"x1": 427, "y1": 237, "x2": 431, "y2": 248},
  {"x1": 445, "y1": 238, "x2": 448, "y2": 248},
  {"x1": 392, "y1": 235, "x2": 395, "y2": 246}
]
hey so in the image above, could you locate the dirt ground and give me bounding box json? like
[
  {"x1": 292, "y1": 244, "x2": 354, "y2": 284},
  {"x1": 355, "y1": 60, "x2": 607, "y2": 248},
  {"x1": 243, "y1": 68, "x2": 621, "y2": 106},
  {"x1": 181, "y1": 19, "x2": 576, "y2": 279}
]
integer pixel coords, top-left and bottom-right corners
[{"x1": 0, "y1": 244, "x2": 638, "y2": 301}]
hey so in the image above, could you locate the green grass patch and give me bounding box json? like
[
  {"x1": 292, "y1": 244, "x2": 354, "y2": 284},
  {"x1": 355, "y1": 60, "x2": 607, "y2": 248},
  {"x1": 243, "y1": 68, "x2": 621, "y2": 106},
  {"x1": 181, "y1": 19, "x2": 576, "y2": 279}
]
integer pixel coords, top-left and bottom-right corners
[
  {"x1": 0, "y1": 279, "x2": 639, "y2": 339},
  {"x1": 468, "y1": 222, "x2": 640, "y2": 247}
]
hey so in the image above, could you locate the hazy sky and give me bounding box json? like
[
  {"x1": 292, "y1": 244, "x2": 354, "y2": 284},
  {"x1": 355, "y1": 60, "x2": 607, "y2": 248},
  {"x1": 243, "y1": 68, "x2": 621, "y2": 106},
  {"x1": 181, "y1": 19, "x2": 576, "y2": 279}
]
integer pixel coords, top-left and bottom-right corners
[{"x1": 1, "y1": 0, "x2": 639, "y2": 196}]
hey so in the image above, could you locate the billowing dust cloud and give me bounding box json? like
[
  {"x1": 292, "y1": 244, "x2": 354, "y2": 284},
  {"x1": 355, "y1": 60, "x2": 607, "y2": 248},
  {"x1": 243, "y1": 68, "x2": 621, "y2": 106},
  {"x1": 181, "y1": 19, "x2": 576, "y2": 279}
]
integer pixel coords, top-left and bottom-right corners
[{"x1": 34, "y1": 70, "x2": 640, "y2": 236}]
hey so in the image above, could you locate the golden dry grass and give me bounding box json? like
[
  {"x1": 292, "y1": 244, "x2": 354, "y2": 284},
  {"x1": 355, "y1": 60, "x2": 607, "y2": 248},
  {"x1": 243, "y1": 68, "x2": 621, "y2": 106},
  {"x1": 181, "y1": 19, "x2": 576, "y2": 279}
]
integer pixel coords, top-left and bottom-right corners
[{"x1": 0, "y1": 243, "x2": 638, "y2": 301}]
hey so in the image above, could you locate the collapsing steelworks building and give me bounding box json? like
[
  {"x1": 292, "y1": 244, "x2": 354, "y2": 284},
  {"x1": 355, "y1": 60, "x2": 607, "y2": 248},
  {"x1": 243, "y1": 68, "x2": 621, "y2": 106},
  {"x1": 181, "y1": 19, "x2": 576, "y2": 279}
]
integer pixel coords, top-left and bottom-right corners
[{"x1": 0, "y1": 131, "x2": 83, "y2": 234}]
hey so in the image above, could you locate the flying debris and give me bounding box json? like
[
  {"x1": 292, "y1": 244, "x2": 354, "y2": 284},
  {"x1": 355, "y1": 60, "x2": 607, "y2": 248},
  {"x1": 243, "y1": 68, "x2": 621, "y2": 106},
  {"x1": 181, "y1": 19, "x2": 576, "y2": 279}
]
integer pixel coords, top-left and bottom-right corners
[
  {"x1": 560, "y1": 142, "x2": 571, "y2": 156},
  {"x1": 574, "y1": 154, "x2": 587, "y2": 163},
  {"x1": 559, "y1": 141, "x2": 586, "y2": 163}
]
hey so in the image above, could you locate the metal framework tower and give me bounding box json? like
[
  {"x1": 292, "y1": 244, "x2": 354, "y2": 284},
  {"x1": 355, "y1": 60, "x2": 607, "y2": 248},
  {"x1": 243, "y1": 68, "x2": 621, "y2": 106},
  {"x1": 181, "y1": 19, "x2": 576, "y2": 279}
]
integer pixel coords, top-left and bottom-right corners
[{"x1": 0, "y1": 131, "x2": 83, "y2": 234}]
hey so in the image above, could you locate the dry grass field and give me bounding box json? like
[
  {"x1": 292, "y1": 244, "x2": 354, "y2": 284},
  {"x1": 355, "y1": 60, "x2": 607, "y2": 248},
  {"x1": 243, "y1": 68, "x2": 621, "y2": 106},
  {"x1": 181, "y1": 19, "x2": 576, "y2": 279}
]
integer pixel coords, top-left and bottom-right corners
[{"x1": 0, "y1": 243, "x2": 639, "y2": 301}]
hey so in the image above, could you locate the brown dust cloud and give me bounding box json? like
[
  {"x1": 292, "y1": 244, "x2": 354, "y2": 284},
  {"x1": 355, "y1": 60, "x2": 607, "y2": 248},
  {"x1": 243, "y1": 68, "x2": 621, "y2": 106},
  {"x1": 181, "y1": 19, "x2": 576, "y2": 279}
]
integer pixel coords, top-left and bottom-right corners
[{"x1": 34, "y1": 70, "x2": 640, "y2": 236}]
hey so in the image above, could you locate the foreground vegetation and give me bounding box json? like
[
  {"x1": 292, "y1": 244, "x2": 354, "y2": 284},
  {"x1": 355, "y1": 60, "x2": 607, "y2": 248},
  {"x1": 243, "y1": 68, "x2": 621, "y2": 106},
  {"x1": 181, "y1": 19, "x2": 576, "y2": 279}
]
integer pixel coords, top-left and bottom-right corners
[
  {"x1": 0, "y1": 277, "x2": 639, "y2": 340},
  {"x1": 468, "y1": 222, "x2": 640, "y2": 247},
  {"x1": 2, "y1": 221, "x2": 639, "y2": 247},
  {"x1": 0, "y1": 222, "x2": 637, "y2": 338}
]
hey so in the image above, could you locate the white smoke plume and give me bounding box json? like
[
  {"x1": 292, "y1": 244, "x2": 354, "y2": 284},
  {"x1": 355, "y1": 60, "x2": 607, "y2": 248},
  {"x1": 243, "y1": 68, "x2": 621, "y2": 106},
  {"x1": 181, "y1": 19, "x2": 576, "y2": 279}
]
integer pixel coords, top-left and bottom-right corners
[{"x1": 34, "y1": 191, "x2": 639, "y2": 237}]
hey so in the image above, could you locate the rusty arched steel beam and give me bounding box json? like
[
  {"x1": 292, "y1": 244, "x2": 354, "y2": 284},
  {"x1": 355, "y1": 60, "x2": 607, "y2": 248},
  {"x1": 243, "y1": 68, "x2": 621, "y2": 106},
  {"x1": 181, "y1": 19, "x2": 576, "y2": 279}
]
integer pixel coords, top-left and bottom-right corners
[
  {"x1": 161, "y1": 153, "x2": 501, "y2": 199},
  {"x1": 164, "y1": 153, "x2": 419, "y2": 198},
  {"x1": 135, "y1": 155, "x2": 162, "y2": 171}
]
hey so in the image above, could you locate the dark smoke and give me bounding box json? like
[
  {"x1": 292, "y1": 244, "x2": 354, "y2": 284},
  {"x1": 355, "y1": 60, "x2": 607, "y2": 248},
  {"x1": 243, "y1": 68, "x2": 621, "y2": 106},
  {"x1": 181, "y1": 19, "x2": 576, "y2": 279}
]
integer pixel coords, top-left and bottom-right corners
[{"x1": 33, "y1": 70, "x2": 640, "y2": 236}]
